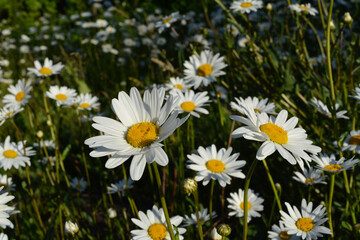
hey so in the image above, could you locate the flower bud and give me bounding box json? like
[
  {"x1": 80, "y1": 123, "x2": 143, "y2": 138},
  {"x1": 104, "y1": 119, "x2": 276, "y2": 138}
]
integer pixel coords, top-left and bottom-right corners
[
  {"x1": 46, "y1": 119, "x2": 52, "y2": 126},
  {"x1": 36, "y1": 130, "x2": 44, "y2": 138},
  {"x1": 266, "y1": 3, "x2": 273, "y2": 11},
  {"x1": 182, "y1": 178, "x2": 197, "y2": 196},
  {"x1": 65, "y1": 221, "x2": 79, "y2": 236},
  {"x1": 108, "y1": 208, "x2": 117, "y2": 218},
  {"x1": 217, "y1": 224, "x2": 231, "y2": 236},
  {"x1": 344, "y1": 12, "x2": 353, "y2": 24},
  {"x1": 330, "y1": 20, "x2": 336, "y2": 30},
  {"x1": 210, "y1": 227, "x2": 222, "y2": 240}
]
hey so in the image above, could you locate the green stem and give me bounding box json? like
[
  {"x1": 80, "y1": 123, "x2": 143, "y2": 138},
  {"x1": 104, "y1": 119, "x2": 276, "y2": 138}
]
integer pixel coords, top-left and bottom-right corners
[
  {"x1": 328, "y1": 174, "x2": 335, "y2": 238},
  {"x1": 262, "y1": 159, "x2": 282, "y2": 210},
  {"x1": 152, "y1": 162, "x2": 176, "y2": 240},
  {"x1": 193, "y1": 190, "x2": 204, "y2": 240},
  {"x1": 243, "y1": 159, "x2": 258, "y2": 240},
  {"x1": 209, "y1": 179, "x2": 215, "y2": 222},
  {"x1": 326, "y1": 0, "x2": 335, "y2": 103}
]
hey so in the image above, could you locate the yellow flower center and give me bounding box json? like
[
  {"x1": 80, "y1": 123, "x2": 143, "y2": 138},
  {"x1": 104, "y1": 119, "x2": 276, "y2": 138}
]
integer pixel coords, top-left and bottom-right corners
[
  {"x1": 298, "y1": 6, "x2": 309, "y2": 10},
  {"x1": 39, "y1": 67, "x2": 52, "y2": 75},
  {"x1": 181, "y1": 101, "x2": 196, "y2": 112},
  {"x1": 5, "y1": 111, "x2": 14, "y2": 117},
  {"x1": 240, "y1": 201, "x2": 252, "y2": 210},
  {"x1": 15, "y1": 91, "x2": 25, "y2": 102},
  {"x1": 126, "y1": 122, "x2": 158, "y2": 148},
  {"x1": 49, "y1": 157, "x2": 54, "y2": 162},
  {"x1": 80, "y1": 103, "x2": 90, "y2": 108},
  {"x1": 305, "y1": 178, "x2": 314, "y2": 184},
  {"x1": 148, "y1": 223, "x2": 167, "y2": 240},
  {"x1": 197, "y1": 64, "x2": 213, "y2": 77},
  {"x1": 325, "y1": 164, "x2": 342, "y2": 172},
  {"x1": 76, "y1": 184, "x2": 82, "y2": 189},
  {"x1": 174, "y1": 84, "x2": 183, "y2": 90},
  {"x1": 206, "y1": 159, "x2": 226, "y2": 173},
  {"x1": 279, "y1": 231, "x2": 292, "y2": 240},
  {"x1": 55, "y1": 94, "x2": 67, "y2": 101},
  {"x1": 296, "y1": 217, "x2": 314, "y2": 232},
  {"x1": 162, "y1": 17, "x2": 172, "y2": 24},
  {"x1": 241, "y1": 2, "x2": 253, "y2": 8},
  {"x1": 254, "y1": 108, "x2": 261, "y2": 113},
  {"x1": 260, "y1": 123, "x2": 288, "y2": 144},
  {"x1": 349, "y1": 135, "x2": 360, "y2": 145},
  {"x1": 3, "y1": 150, "x2": 18, "y2": 158}
]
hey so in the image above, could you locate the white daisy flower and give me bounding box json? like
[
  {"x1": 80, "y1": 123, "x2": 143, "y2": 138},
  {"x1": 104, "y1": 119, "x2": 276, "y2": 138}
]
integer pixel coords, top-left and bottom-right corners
[
  {"x1": 268, "y1": 221, "x2": 301, "y2": 240},
  {"x1": 230, "y1": 106, "x2": 321, "y2": 169},
  {"x1": 230, "y1": 96, "x2": 276, "y2": 115},
  {"x1": 230, "y1": 0, "x2": 263, "y2": 14},
  {"x1": 46, "y1": 86, "x2": 77, "y2": 107},
  {"x1": 2, "y1": 79, "x2": 32, "y2": 109},
  {"x1": 174, "y1": 90, "x2": 210, "y2": 118},
  {"x1": 155, "y1": 12, "x2": 180, "y2": 34},
  {"x1": 0, "y1": 186, "x2": 16, "y2": 229},
  {"x1": 187, "y1": 145, "x2": 246, "y2": 187},
  {"x1": 0, "y1": 136, "x2": 35, "y2": 170},
  {"x1": 0, "y1": 233, "x2": 8, "y2": 240},
  {"x1": 0, "y1": 105, "x2": 23, "y2": 126},
  {"x1": 184, "y1": 50, "x2": 227, "y2": 89},
  {"x1": 69, "y1": 177, "x2": 88, "y2": 192},
  {"x1": 227, "y1": 188, "x2": 264, "y2": 222},
  {"x1": 309, "y1": 98, "x2": 348, "y2": 119},
  {"x1": 85, "y1": 87, "x2": 188, "y2": 181},
  {"x1": 280, "y1": 199, "x2": 332, "y2": 240},
  {"x1": 183, "y1": 208, "x2": 217, "y2": 227},
  {"x1": 289, "y1": 4, "x2": 318, "y2": 16},
  {"x1": 350, "y1": 85, "x2": 360, "y2": 103},
  {"x1": 342, "y1": 130, "x2": 360, "y2": 153},
  {"x1": 33, "y1": 140, "x2": 55, "y2": 150},
  {"x1": 75, "y1": 93, "x2": 100, "y2": 111},
  {"x1": 165, "y1": 77, "x2": 191, "y2": 95},
  {"x1": 131, "y1": 205, "x2": 186, "y2": 240},
  {"x1": 27, "y1": 58, "x2": 64, "y2": 77},
  {"x1": 293, "y1": 167, "x2": 327, "y2": 185},
  {"x1": 107, "y1": 178, "x2": 134, "y2": 196},
  {"x1": 96, "y1": 19, "x2": 108, "y2": 28},
  {"x1": 65, "y1": 220, "x2": 79, "y2": 235},
  {"x1": 38, "y1": 156, "x2": 55, "y2": 166},
  {"x1": 0, "y1": 174, "x2": 16, "y2": 192},
  {"x1": 312, "y1": 153, "x2": 359, "y2": 174}
]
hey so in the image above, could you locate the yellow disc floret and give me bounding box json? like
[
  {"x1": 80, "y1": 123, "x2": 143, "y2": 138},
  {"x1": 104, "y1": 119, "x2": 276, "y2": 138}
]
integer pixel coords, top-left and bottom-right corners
[
  {"x1": 240, "y1": 201, "x2": 252, "y2": 210},
  {"x1": 55, "y1": 94, "x2": 67, "y2": 101},
  {"x1": 80, "y1": 103, "x2": 90, "y2": 108},
  {"x1": 162, "y1": 17, "x2": 172, "y2": 24},
  {"x1": 349, "y1": 135, "x2": 360, "y2": 145},
  {"x1": 279, "y1": 231, "x2": 292, "y2": 240},
  {"x1": 241, "y1": 2, "x2": 253, "y2": 8},
  {"x1": 305, "y1": 178, "x2": 314, "y2": 184},
  {"x1": 298, "y1": 6, "x2": 309, "y2": 10},
  {"x1": 174, "y1": 84, "x2": 183, "y2": 90},
  {"x1": 324, "y1": 164, "x2": 342, "y2": 172},
  {"x1": 181, "y1": 101, "x2": 196, "y2": 112},
  {"x1": 39, "y1": 67, "x2": 52, "y2": 75},
  {"x1": 254, "y1": 108, "x2": 261, "y2": 113},
  {"x1": 197, "y1": 64, "x2": 213, "y2": 77},
  {"x1": 206, "y1": 159, "x2": 226, "y2": 173},
  {"x1": 260, "y1": 123, "x2": 288, "y2": 144},
  {"x1": 126, "y1": 122, "x2": 158, "y2": 148},
  {"x1": 15, "y1": 91, "x2": 25, "y2": 102},
  {"x1": 3, "y1": 150, "x2": 18, "y2": 158},
  {"x1": 296, "y1": 217, "x2": 314, "y2": 232},
  {"x1": 148, "y1": 223, "x2": 167, "y2": 240}
]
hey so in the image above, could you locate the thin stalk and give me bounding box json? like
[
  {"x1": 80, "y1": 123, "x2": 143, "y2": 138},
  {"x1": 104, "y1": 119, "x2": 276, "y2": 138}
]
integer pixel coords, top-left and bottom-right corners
[
  {"x1": 262, "y1": 159, "x2": 282, "y2": 210},
  {"x1": 193, "y1": 190, "x2": 204, "y2": 240},
  {"x1": 209, "y1": 179, "x2": 215, "y2": 221},
  {"x1": 328, "y1": 174, "x2": 335, "y2": 237},
  {"x1": 152, "y1": 162, "x2": 176, "y2": 240},
  {"x1": 326, "y1": 0, "x2": 336, "y2": 103},
  {"x1": 243, "y1": 159, "x2": 258, "y2": 240}
]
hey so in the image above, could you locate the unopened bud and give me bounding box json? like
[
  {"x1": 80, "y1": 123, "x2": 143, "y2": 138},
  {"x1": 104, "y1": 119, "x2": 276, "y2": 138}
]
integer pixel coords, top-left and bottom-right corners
[
  {"x1": 107, "y1": 208, "x2": 117, "y2": 218},
  {"x1": 266, "y1": 3, "x2": 273, "y2": 11},
  {"x1": 330, "y1": 20, "x2": 336, "y2": 30},
  {"x1": 344, "y1": 12, "x2": 353, "y2": 24},
  {"x1": 36, "y1": 130, "x2": 44, "y2": 138},
  {"x1": 217, "y1": 224, "x2": 231, "y2": 236},
  {"x1": 210, "y1": 227, "x2": 222, "y2": 240},
  {"x1": 275, "y1": 183, "x2": 282, "y2": 192},
  {"x1": 46, "y1": 119, "x2": 52, "y2": 126},
  {"x1": 182, "y1": 178, "x2": 197, "y2": 196},
  {"x1": 354, "y1": 223, "x2": 360, "y2": 232},
  {"x1": 65, "y1": 221, "x2": 79, "y2": 236}
]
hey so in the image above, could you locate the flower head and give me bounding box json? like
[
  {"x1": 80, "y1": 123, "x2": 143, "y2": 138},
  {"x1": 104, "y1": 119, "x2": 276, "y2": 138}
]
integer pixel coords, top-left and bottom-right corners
[
  {"x1": 2, "y1": 79, "x2": 32, "y2": 109},
  {"x1": 65, "y1": 220, "x2": 79, "y2": 236},
  {"x1": 268, "y1": 221, "x2": 301, "y2": 240},
  {"x1": 174, "y1": 90, "x2": 210, "y2": 118},
  {"x1": 230, "y1": 0, "x2": 263, "y2": 14},
  {"x1": 75, "y1": 93, "x2": 100, "y2": 111},
  {"x1": 107, "y1": 178, "x2": 133, "y2": 196},
  {"x1": 0, "y1": 186, "x2": 16, "y2": 229},
  {"x1": 310, "y1": 98, "x2": 348, "y2": 119},
  {"x1": 293, "y1": 167, "x2": 327, "y2": 185},
  {"x1": 342, "y1": 130, "x2": 360, "y2": 153},
  {"x1": 183, "y1": 208, "x2": 216, "y2": 227},
  {"x1": 231, "y1": 96, "x2": 276, "y2": 115},
  {"x1": 312, "y1": 153, "x2": 359, "y2": 174},
  {"x1": 27, "y1": 58, "x2": 64, "y2": 77},
  {"x1": 289, "y1": 4, "x2": 318, "y2": 16},
  {"x1": 69, "y1": 177, "x2": 88, "y2": 192},
  {"x1": 46, "y1": 86, "x2": 77, "y2": 107},
  {"x1": 0, "y1": 136, "x2": 35, "y2": 170}
]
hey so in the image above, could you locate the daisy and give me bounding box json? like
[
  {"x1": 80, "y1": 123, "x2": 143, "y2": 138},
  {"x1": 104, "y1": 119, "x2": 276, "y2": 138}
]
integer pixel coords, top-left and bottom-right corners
[
  {"x1": 230, "y1": 96, "x2": 276, "y2": 115},
  {"x1": 69, "y1": 177, "x2": 88, "y2": 192},
  {"x1": 2, "y1": 79, "x2": 32, "y2": 109},
  {"x1": 238, "y1": 37, "x2": 249, "y2": 48},
  {"x1": 131, "y1": 205, "x2": 186, "y2": 240},
  {"x1": 33, "y1": 140, "x2": 55, "y2": 150},
  {"x1": 165, "y1": 77, "x2": 191, "y2": 95},
  {"x1": 230, "y1": 106, "x2": 321, "y2": 169},
  {"x1": 75, "y1": 93, "x2": 100, "y2": 111},
  {"x1": 289, "y1": 3, "x2": 318, "y2": 16},
  {"x1": 184, "y1": 50, "x2": 227, "y2": 89},
  {"x1": 312, "y1": 153, "x2": 359, "y2": 174},
  {"x1": 0, "y1": 136, "x2": 35, "y2": 170},
  {"x1": 230, "y1": 0, "x2": 263, "y2": 14},
  {"x1": 183, "y1": 208, "x2": 217, "y2": 227},
  {"x1": 0, "y1": 174, "x2": 16, "y2": 192},
  {"x1": 187, "y1": 145, "x2": 246, "y2": 187},
  {"x1": 280, "y1": 199, "x2": 332, "y2": 239},
  {"x1": 268, "y1": 221, "x2": 301, "y2": 240},
  {"x1": 0, "y1": 106, "x2": 23, "y2": 126},
  {"x1": 27, "y1": 58, "x2": 64, "y2": 77},
  {"x1": 155, "y1": 12, "x2": 180, "y2": 34},
  {"x1": 46, "y1": 86, "x2": 77, "y2": 107},
  {"x1": 309, "y1": 98, "x2": 348, "y2": 119},
  {"x1": 38, "y1": 156, "x2": 55, "y2": 166},
  {"x1": 227, "y1": 188, "x2": 264, "y2": 222},
  {"x1": 174, "y1": 90, "x2": 210, "y2": 118},
  {"x1": 84, "y1": 87, "x2": 188, "y2": 181},
  {"x1": 342, "y1": 130, "x2": 360, "y2": 153},
  {"x1": 0, "y1": 186, "x2": 16, "y2": 229},
  {"x1": 65, "y1": 220, "x2": 79, "y2": 235},
  {"x1": 107, "y1": 178, "x2": 134, "y2": 196},
  {"x1": 292, "y1": 167, "x2": 327, "y2": 186},
  {"x1": 351, "y1": 85, "x2": 360, "y2": 103}
]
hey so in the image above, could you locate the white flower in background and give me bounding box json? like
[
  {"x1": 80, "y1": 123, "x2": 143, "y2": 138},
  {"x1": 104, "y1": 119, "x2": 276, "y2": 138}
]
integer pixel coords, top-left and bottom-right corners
[
  {"x1": 0, "y1": 186, "x2": 16, "y2": 229},
  {"x1": 174, "y1": 90, "x2": 210, "y2": 118},
  {"x1": 69, "y1": 177, "x2": 88, "y2": 192},
  {"x1": 155, "y1": 12, "x2": 180, "y2": 33},
  {"x1": 76, "y1": 93, "x2": 100, "y2": 111},
  {"x1": 27, "y1": 58, "x2": 64, "y2": 77},
  {"x1": 183, "y1": 208, "x2": 217, "y2": 227},
  {"x1": 165, "y1": 77, "x2": 191, "y2": 95},
  {"x1": 65, "y1": 220, "x2": 79, "y2": 235},
  {"x1": 230, "y1": 0, "x2": 263, "y2": 14},
  {"x1": 312, "y1": 153, "x2": 359, "y2": 174},
  {"x1": 0, "y1": 136, "x2": 35, "y2": 170},
  {"x1": 33, "y1": 140, "x2": 55, "y2": 150},
  {"x1": 107, "y1": 178, "x2": 134, "y2": 196},
  {"x1": 46, "y1": 86, "x2": 77, "y2": 107},
  {"x1": 107, "y1": 208, "x2": 117, "y2": 218},
  {"x1": 292, "y1": 167, "x2": 327, "y2": 185},
  {"x1": 2, "y1": 79, "x2": 32, "y2": 109},
  {"x1": 0, "y1": 174, "x2": 16, "y2": 192},
  {"x1": 231, "y1": 96, "x2": 276, "y2": 115},
  {"x1": 280, "y1": 199, "x2": 332, "y2": 239},
  {"x1": 289, "y1": 3, "x2": 318, "y2": 16},
  {"x1": 0, "y1": 106, "x2": 24, "y2": 126},
  {"x1": 102, "y1": 43, "x2": 113, "y2": 53},
  {"x1": 342, "y1": 130, "x2": 360, "y2": 153},
  {"x1": 96, "y1": 19, "x2": 108, "y2": 28},
  {"x1": 268, "y1": 221, "x2": 300, "y2": 240},
  {"x1": 38, "y1": 156, "x2": 55, "y2": 166},
  {"x1": 310, "y1": 98, "x2": 348, "y2": 119},
  {"x1": 184, "y1": 50, "x2": 227, "y2": 89}
]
